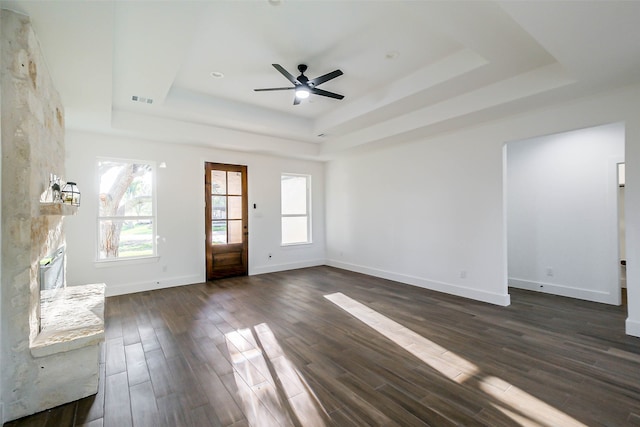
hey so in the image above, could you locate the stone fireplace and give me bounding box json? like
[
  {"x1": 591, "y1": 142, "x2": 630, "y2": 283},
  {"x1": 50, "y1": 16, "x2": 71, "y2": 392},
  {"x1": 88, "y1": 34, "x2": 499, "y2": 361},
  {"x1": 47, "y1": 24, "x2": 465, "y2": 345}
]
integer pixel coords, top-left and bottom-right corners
[
  {"x1": 39, "y1": 246, "x2": 65, "y2": 330},
  {"x1": 1, "y1": 9, "x2": 105, "y2": 422}
]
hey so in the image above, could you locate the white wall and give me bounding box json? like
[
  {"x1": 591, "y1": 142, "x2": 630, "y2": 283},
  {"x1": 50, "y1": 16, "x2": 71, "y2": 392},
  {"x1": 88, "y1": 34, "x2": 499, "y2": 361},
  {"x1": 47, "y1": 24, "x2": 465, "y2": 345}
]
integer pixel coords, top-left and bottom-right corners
[
  {"x1": 64, "y1": 130, "x2": 325, "y2": 296},
  {"x1": 507, "y1": 123, "x2": 624, "y2": 304},
  {"x1": 326, "y1": 84, "x2": 640, "y2": 338},
  {"x1": 326, "y1": 122, "x2": 509, "y2": 306}
]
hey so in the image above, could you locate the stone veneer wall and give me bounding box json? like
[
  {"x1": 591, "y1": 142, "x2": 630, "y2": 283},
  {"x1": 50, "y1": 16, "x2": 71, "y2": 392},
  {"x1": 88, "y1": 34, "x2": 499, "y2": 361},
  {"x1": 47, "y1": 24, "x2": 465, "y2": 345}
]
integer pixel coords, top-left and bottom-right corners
[{"x1": 1, "y1": 9, "x2": 70, "y2": 420}]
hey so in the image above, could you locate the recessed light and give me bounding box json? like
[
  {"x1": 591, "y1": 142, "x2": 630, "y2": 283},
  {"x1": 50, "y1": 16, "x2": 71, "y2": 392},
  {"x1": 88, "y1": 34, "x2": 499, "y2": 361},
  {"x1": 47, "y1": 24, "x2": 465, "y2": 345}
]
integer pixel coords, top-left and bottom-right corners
[
  {"x1": 210, "y1": 71, "x2": 224, "y2": 79},
  {"x1": 268, "y1": 0, "x2": 282, "y2": 6}
]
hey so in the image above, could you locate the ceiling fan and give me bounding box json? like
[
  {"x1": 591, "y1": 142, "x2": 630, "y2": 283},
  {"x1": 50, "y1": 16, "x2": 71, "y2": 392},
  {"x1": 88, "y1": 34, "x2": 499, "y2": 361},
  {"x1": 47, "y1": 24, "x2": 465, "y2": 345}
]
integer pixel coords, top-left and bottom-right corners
[{"x1": 254, "y1": 64, "x2": 344, "y2": 105}]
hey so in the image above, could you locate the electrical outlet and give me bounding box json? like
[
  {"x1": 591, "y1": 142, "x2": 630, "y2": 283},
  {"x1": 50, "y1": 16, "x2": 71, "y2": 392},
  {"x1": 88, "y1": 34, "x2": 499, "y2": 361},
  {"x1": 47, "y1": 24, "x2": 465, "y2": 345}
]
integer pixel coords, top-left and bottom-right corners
[
  {"x1": 460, "y1": 270, "x2": 467, "y2": 279},
  {"x1": 546, "y1": 267, "x2": 554, "y2": 277}
]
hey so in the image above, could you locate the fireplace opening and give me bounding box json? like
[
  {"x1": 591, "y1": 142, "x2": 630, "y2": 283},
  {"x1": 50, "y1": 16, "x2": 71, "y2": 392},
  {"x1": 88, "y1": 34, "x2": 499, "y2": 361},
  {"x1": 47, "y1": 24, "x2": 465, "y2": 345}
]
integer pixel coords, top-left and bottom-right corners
[{"x1": 39, "y1": 245, "x2": 65, "y2": 332}]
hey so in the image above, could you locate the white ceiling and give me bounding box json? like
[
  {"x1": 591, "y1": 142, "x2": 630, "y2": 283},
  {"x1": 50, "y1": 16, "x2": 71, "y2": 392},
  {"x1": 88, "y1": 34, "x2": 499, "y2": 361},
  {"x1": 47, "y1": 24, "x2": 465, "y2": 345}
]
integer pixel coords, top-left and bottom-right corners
[{"x1": 3, "y1": 0, "x2": 640, "y2": 160}]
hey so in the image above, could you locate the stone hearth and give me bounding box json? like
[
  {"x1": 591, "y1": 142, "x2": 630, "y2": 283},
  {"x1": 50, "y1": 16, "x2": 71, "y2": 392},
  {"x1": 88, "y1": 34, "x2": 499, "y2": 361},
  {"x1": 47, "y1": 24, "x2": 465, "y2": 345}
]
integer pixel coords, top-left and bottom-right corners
[{"x1": 32, "y1": 283, "x2": 105, "y2": 358}]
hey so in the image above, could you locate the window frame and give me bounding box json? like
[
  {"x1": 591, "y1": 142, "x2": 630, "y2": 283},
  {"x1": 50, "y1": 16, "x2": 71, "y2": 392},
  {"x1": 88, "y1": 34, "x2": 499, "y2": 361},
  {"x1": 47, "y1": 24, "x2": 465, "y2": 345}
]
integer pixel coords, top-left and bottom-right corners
[
  {"x1": 96, "y1": 157, "x2": 157, "y2": 262},
  {"x1": 280, "y1": 173, "x2": 312, "y2": 246}
]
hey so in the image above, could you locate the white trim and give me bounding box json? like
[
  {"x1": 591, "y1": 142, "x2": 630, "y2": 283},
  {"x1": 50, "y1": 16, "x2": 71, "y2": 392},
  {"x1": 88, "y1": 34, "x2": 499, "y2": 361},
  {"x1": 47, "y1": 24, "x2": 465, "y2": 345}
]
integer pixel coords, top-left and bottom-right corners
[
  {"x1": 327, "y1": 259, "x2": 511, "y2": 306},
  {"x1": 250, "y1": 259, "x2": 324, "y2": 275},
  {"x1": 508, "y1": 277, "x2": 617, "y2": 305},
  {"x1": 625, "y1": 318, "x2": 640, "y2": 338},
  {"x1": 280, "y1": 241, "x2": 314, "y2": 248},
  {"x1": 95, "y1": 256, "x2": 160, "y2": 268},
  {"x1": 104, "y1": 274, "x2": 203, "y2": 297}
]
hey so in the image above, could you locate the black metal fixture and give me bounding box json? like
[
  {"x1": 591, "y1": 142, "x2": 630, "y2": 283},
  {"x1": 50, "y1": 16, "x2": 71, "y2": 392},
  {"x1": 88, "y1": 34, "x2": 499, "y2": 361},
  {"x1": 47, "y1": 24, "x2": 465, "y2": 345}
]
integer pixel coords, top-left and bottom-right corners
[{"x1": 61, "y1": 182, "x2": 81, "y2": 207}]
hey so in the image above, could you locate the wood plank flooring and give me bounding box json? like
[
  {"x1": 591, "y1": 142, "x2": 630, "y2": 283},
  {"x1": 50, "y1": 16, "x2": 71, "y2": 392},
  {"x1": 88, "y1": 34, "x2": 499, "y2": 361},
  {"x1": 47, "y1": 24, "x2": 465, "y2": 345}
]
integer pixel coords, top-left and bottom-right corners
[{"x1": 5, "y1": 266, "x2": 640, "y2": 426}]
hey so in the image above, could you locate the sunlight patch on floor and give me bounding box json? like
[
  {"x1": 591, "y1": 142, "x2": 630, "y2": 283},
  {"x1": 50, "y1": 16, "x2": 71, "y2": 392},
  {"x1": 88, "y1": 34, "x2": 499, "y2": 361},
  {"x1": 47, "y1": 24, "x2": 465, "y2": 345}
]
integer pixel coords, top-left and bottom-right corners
[
  {"x1": 481, "y1": 376, "x2": 587, "y2": 427},
  {"x1": 323, "y1": 291, "x2": 478, "y2": 383},
  {"x1": 255, "y1": 323, "x2": 328, "y2": 427},
  {"x1": 225, "y1": 325, "x2": 326, "y2": 427},
  {"x1": 225, "y1": 329, "x2": 290, "y2": 426},
  {"x1": 324, "y1": 292, "x2": 587, "y2": 427}
]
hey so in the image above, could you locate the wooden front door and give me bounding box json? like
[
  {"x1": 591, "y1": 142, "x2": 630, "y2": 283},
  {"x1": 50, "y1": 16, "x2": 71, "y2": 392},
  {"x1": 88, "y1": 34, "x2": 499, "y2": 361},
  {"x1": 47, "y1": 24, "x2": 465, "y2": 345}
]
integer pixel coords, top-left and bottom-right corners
[{"x1": 205, "y1": 162, "x2": 248, "y2": 280}]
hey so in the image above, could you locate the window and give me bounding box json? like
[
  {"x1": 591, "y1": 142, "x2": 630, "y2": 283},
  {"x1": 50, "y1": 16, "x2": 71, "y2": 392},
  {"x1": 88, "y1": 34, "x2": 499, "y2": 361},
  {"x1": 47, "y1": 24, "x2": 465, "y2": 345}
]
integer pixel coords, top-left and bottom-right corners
[
  {"x1": 281, "y1": 174, "x2": 311, "y2": 245},
  {"x1": 97, "y1": 159, "x2": 155, "y2": 260}
]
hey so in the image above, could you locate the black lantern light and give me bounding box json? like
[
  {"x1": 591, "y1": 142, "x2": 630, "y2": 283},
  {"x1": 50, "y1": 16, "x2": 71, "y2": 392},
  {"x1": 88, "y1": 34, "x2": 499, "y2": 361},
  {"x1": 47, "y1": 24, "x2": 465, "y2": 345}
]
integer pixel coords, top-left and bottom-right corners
[{"x1": 61, "y1": 182, "x2": 81, "y2": 207}]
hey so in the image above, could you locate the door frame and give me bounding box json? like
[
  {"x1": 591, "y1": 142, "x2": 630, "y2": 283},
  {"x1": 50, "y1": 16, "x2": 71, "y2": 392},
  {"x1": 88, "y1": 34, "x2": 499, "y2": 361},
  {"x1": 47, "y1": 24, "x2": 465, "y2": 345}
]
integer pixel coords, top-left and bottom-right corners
[{"x1": 205, "y1": 162, "x2": 248, "y2": 280}]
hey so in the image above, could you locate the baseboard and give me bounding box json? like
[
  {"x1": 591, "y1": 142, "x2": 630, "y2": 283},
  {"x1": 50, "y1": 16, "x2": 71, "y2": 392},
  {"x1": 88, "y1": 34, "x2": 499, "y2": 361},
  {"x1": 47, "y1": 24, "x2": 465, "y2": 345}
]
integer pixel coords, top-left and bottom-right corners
[
  {"x1": 508, "y1": 277, "x2": 617, "y2": 305},
  {"x1": 104, "y1": 274, "x2": 204, "y2": 297},
  {"x1": 104, "y1": 259, "x2": 326, "y2": 296},
  {"x1": 327, "y1": 259, "x2": 510, "y2": 306},
  {"x1": 626, "y1": 318, "x2": 640, "y2": 338},
  {"x1": 250, "y1": 259, "x2": 325, "y2": 276}
]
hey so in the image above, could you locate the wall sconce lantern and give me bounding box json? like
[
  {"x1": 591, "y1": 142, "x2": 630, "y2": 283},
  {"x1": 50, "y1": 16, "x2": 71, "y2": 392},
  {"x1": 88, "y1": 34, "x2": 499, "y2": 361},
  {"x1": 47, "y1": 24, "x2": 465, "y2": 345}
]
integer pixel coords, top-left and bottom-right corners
[{"x1": 61, "y1": 182, "x2": 81, "y2": 207}]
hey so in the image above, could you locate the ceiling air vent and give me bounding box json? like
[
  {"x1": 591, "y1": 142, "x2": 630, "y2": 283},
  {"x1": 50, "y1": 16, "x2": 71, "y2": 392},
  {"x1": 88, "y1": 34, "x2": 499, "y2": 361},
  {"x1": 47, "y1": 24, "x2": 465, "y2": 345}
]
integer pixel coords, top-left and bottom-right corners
[{"x1": 131, "y1": 95, "x2": 153, "y2": 104}]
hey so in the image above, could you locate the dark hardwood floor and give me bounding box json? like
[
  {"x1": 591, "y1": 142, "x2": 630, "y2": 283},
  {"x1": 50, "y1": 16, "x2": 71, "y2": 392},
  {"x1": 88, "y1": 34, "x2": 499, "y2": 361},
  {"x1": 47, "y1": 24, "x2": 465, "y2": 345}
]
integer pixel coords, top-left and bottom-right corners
[{"x1": 5, "y1": 266, "x2": 640, "y2": 426}]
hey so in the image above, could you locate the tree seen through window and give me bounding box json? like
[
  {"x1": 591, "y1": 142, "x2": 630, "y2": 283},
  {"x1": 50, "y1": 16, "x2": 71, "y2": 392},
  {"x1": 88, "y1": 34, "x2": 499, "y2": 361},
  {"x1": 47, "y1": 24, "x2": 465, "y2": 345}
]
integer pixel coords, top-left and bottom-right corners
[{"x1": 97, "y1": 160, "x2": 155, "y2": 259}]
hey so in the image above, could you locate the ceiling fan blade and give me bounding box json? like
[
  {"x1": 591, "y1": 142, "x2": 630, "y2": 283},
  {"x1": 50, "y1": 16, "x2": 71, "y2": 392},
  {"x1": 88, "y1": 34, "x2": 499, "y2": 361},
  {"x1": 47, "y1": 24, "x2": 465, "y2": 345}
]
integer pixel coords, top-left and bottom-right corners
[
  {"x1": 311, "y1": 87, "x2": 344, "y2": 100},
  {"x1": 293, "y1": 96, "x2": 301, "y2": 105},
  {"x1": 308, "y1": 69, "x2": 343, "y2": 87},
  {"x1": 272, "y1": 64, "x2": 298, "y2": 85},
  {"x1": 254, "y1": 87, "x2": 296, "y2": 92}
]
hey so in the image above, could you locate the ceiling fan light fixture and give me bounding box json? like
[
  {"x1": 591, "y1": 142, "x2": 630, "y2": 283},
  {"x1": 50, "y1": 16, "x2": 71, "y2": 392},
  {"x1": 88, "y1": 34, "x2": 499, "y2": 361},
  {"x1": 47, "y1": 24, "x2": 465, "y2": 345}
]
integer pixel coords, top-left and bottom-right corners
[{"x1": 295, "y1": 87, "x2": 310, "y2": 99}]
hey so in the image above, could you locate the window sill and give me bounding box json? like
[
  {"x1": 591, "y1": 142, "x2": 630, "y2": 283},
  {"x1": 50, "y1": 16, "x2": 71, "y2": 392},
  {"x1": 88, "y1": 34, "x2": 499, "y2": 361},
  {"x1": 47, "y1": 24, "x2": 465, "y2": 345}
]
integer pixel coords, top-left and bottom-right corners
[
  {"x1": 281, "y1": 242, "x2": 313, "y2": 248},
  {"x1": 94, "y1": 256, "x2": 159, "y2": 268}
]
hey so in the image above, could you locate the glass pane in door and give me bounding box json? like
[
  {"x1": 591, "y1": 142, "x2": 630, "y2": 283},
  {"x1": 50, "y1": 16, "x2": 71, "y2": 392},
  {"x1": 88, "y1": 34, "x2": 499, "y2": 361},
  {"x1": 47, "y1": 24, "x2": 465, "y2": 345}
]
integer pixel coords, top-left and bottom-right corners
[
  {"x1": 228, "y1": 196, "x2": 242, "y2": 219},
  {"x1": 212, "y1": 170, "x2": 226, "y2": 194},
  {"x1": 228, "y1": 172, "x2": 242, "y2": 195},
  {"x1": 212, "y1": 221, "x2": 227, "y2": 244},
  {"x1": 228, "y1": 220, "x2": 242, "y2": 244},
  {"x1": 212, "y1": 196, "x2": 226, "y2": 219}
]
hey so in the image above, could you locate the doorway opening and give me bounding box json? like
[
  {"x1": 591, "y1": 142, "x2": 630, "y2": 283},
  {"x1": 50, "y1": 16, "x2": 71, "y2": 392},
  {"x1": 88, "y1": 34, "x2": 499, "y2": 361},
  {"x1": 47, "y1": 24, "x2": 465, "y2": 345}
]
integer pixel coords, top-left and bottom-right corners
[{"x1": 505, "y1": 122, "x2": 625, "y2": 306}]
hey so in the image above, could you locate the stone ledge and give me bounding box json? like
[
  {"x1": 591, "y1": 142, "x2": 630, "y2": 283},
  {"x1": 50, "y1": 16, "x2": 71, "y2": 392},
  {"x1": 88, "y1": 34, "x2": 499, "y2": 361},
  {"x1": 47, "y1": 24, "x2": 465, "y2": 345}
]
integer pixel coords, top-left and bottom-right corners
[
  {"x1": 30, "y1": 283, "x2": 105, "y2": 358},
  {"x1": 39, "y1": 203, "x2": 78, "y2": 216}
]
